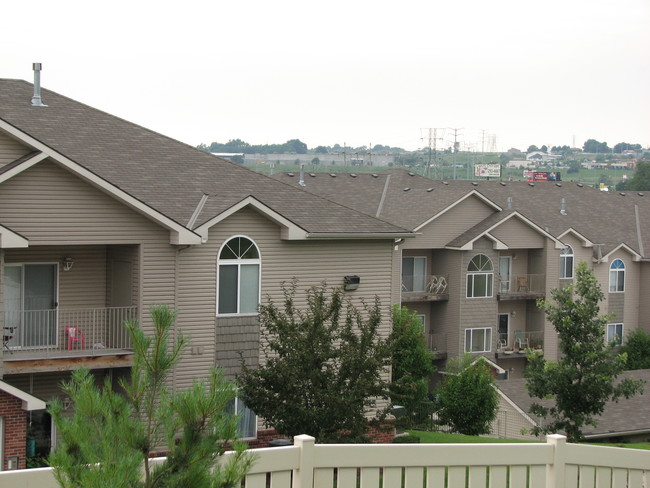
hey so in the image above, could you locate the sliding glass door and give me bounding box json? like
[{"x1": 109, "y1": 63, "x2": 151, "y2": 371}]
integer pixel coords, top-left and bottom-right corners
[{"x1": 3, "y1": 264, "x2": 58, "y2": 348}]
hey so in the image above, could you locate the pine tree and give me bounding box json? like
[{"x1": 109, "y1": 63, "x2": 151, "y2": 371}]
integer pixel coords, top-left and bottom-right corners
[{"x1": 49, "y1": 305, "x2": 253, "y2": 488}]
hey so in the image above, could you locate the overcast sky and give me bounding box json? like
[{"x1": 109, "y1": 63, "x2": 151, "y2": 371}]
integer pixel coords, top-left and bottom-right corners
[{"x1": 4, "y1": 0, "x2": 649, "y2": 152}]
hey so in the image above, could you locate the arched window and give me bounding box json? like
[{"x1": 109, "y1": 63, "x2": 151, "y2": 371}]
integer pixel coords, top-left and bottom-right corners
[
  {"x1": 609, "y1": 259, "x2": 625, "y2": 292},
  {"x1": 466, "y1": 254, "x2": 493, "y2": 298},
  {"x1": 217, "y1": 236, "x2": 260, "y2": 315},
  {"x1": 560, "y1": 245, "x2": 574, "y2": 279}
]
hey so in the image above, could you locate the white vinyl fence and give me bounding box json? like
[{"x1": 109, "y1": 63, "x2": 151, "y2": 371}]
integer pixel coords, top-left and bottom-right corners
[{"x1": 1, "y1": 434, "x2": 648, "y2": 488}]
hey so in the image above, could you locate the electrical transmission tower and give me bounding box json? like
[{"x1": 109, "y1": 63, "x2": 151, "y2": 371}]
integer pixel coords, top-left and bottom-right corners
[{"x1": 421, "y1": 128, "x2": 445, "y2": 179}]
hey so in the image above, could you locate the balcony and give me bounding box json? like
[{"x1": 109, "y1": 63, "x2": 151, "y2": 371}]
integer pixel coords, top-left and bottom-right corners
[
  {"x1": 3, "y1": 306, "x2": 136, "y2": 373},
  {"x1": 401, "y1": 274, "x2": 449, "y2": 302},
  {"x1": 496, "y1": 330, "x2": 544, "y2": 358},
  {"x1": 427, "y1": 332, "x2": 447, "y2": 360},
  {"x1": 497, "y1": 274, "x2": 545, "y2": 301}
]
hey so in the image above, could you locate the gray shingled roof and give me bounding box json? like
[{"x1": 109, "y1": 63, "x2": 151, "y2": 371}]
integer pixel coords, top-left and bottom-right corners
[
  {"x1": 0, "y1": 79, "x2": 410, "y2": 237},
  {"x1": 498, "y1": 370, "x2": 650, "y2": 437},
  {"x1": 274, "y1": 169, "x2": 650, "y2": 257}
]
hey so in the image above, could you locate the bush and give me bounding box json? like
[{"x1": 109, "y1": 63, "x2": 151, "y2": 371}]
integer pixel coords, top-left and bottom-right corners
[{"x1": 392, "y1": 434, "x2": 421, "y2": 443}]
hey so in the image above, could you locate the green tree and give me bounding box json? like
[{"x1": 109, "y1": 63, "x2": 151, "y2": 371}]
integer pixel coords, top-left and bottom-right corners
[
  {"x1": 525, "y1": 262, "x2": 644, "y2": 442},
  {"x1": 583, "y1": 139, "x2": 610, "y2": 154},
  {"x1": 388, "y1": 306, "x2": 435, "y2": 422},
  {"x1": 237, "y1": 282, "x2": 391, "y2": 443},
  {"x1": 527, "y1": 145, "x2": 539, "y2": 153},
  {"x1": 626, "y1": 161, "x2": 650, "y2": 191},
  {"x1": 620, "y1": 328, "x2": 650, "y2": 370},
  {"x1": 436, "y1": 355, "x2": 499, "y2": 436},
  {"x1": 49, "y1": 306, "x2": 253, "y2": 488}
]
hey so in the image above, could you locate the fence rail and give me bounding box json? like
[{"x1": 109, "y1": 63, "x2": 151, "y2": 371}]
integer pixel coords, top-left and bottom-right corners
[{"x1": 2, "y1": 434, "x2": 649, "y2": 488}]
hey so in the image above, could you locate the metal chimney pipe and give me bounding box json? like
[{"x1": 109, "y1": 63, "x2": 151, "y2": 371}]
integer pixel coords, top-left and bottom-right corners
[
  {"x1": 299, "y1": 164, "x2": 306, "y2": 187},
  {"x1": 31, "y1": 63, "x2": 47, "y2": 107}
]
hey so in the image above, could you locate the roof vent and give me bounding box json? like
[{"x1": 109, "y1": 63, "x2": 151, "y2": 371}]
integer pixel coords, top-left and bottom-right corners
[
  {"x1": 330, "y1": 173, "x2": 337, "y2": 177},
  {"x1": 350, "y1": 173, "x2": 357, "y2": 178},
  {"x1": 309, "y1": 173, "x2": 316, "y2": 177},
  {"x1": 31, "y1": 63, "x2": 48, "y2": 107},
  {"x1": 555, "y1": 183, "x2": 563, "y2": 187},
  {"x1": 499, "y1": 182, "x2": 507, "y2": 186},
  {"x1": 426, "y1": 188, "x2": 434, "y2": 192},
  {"x1": 372, "y1": 174, "x2": 379, "y2": 178},
  {"x1": 287, "y1": 173, "x2": 295, "y2": 177},
  {"x1": 576, "y1": 183, "x2": 584, "y2": 187},
  {"x1": 638, "y1": 192, "x2": 644, "y2": 197},
  {"x1": 299, "y1": 164, "x2": 306, "y2": 187},
  {"x1": 471, "y1": 182, "x2": 478, "y2": 187},
  {"x1": 442, "y1": 181, "x2": 449, "y2": 185},
  {"x1": 528, "y1": 182, "x2": 535, "y2": 187},
  {"x1": 408, "y1": 172, "x2": 415, "y2": 176},
  {"x1": 506, "y1": 196, "x2": 513, "y2": 209},
  {"x1": 619, "y1": 192, "x2": 626, "y2": 196},
  {"x1": 560, "y1": 198, "x2": 567, "y2": 215},
  {"x1": 403, "y1": 187, "x2": 411, "y2": 192}
]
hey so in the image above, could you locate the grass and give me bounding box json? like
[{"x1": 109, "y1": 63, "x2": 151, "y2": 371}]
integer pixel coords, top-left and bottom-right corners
[{"x1": 407, "y1": 430, "x2": 650, "y2": 450}]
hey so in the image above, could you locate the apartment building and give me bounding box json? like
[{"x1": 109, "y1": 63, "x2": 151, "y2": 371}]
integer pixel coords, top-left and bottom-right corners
[
  {"x1": 0, "y1": 76, "x2": 412, "y2": 468},
  {"x1": 275, "y1": 169, "x2": 650, "y2": 382}
]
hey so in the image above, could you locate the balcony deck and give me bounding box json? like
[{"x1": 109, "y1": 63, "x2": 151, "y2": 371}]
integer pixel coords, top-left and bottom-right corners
[
  {"x1": 497, "y1": 273, "x2": 545, "y2": 301},
  {"x1": 401, "y1": 274, "x2": 449, "y2": 303}
]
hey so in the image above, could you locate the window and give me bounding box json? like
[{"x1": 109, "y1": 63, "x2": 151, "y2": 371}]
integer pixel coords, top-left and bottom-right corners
[
  {"x1": 414, "y1": 314, "x2": 426, "y2": 333},
  {"x1": 227, "y1": 397, "x2": 257, "y2": 439},
  {"x1": 217, "y1": 236, "x2": 260, "y2": 315},
  {"x1": 466, "y1": 254, "x2": 493, "y2": 298},
  {"x1": 560, "y1": 245, "x2": 574, "y2": 279},
  {"x1": 402, "y1": 256, "x2": 426, "y2": 292},
  {"x1": 609, "y1": 259, "x2": 625, "y2": 292},
  {"x1": 607, "y1": 323, "x2": 623, "y2": 346},
  {"x1": 465, "y1": 327, "x2": 492, "y2": 353}
]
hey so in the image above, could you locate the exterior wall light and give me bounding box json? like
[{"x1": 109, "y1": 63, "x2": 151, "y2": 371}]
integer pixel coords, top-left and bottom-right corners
[
  {"x1": 62, "y1": 257, "x2": 74, "y2": 271},
  {"x1": 343, "y1": 275, "x2": 360, "y2": 291}
]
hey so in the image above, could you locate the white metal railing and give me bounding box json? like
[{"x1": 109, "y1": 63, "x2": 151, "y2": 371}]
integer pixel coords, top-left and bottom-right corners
[
  {"x1": 3, "y1": 306, "x2": 136, "y2": 357},
  {"x1": 2, "y1": 434, "x2": 649, "y2": 488},
  {"x1": 498, "y1": 273, "x2": 545, "y2": 294},
  {"x1": 402, "y1": 274, "x2": 449, "y2": 295}
]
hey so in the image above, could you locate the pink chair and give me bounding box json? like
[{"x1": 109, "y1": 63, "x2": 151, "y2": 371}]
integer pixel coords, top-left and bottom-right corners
[{"x1": 65, "y1": 327, "x2": 85, "y2": 350}]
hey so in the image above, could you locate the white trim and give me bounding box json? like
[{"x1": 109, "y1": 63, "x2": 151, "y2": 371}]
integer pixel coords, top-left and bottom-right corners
[
  {"x1": 608, "y1": 259, "x2": 626, "y2": 293},
  {"x1": 0, "y1": 225, "x2": 28, "y2": 249},
  {"x1": 602, "y1": 243, "x2": 642, "y2": 262},
  {"x1": 0, "y1": 120, "x2": 201, "y2": 245},
  {"x1": 464, "y1": 327, "x2": 492, "y2": 353},
  {"x1": 495, "y1": 389, "x2": 539, "y2": 427},
  {"x1": 413, "y1": 190, "x2": 502, "y2": 232},
  {"x1": 195, "y1": 196, "x2": 308, "y2": 241},
  {"x1": 557, "y1": 228, "x2": 594, "y2": 248},
  {"x1": 216, "y1": 235, "x2": 261, "y2": 316},
  {"x1": 0, "y1": 381, "x2": 46, "y2": 411}
]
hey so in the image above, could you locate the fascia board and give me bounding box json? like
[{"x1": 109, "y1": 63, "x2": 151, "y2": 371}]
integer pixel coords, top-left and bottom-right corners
[
  {"x1": 0, "y1": 380, "x2": 46, "y2": 411},
  {"x1": 0, "y1": 120, "x2": 201, "y2": 245},
  {"x1": 413, "y1": 190, "x2": 502, "y2": 232},
  {"x1": 0, "y1": 224, "x2": 29, "y2": 248},
  {"x1": 602, "y1": 243, "x2": 643, "y2": 262},
  {"x1": 194, "y1": 196, "x2": 308, "y2": 241}
]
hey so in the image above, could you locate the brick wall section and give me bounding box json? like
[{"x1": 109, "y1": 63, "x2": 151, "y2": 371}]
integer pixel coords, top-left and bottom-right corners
[{"x1": 0, "y1": 390, "x2": 27, "y2": 470}]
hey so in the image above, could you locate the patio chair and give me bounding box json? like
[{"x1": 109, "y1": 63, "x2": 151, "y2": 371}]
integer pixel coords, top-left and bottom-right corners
[
  {"x1": 3, "y1": 326, "x2": 17, "y2": 354},
  {"x1": 516, "y1": 276, "x2": 529, "y2": 292},
  {"x1": 515, "y1": 330, "x2": 529, "y2": 349},
  {"x1": 65, "y1": 326, "x2": 85, "y2": 350}
]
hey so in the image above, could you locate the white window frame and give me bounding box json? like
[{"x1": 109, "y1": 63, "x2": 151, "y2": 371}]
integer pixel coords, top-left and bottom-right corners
[
  {"x1": 402, "y1": 256, "x2": 427, "y2": 292},
  {"x1": 465, "y1": 327, "x2": 492, "y2": 353},
  {"x1": 499, "y1": 256, "x2": 512, "y2": 293},
  {"x1": 466, "y1": 254, "x2": 494, "y2": 298},
  {"x1": 230, "y1": 397, "x2": 257, "y2": 440},
  {"x1": 609, "y1": 259, "x2": 625, "y2": 293},
  {"x1": 607, "y1": 323, "x2": 623, "y2": 346},
  {"x1": 217, "y1": 236, "x2": 261, "y2": 316},
  {"x1": 560, "y1": 245, "x2": 574, "y2": 279}
]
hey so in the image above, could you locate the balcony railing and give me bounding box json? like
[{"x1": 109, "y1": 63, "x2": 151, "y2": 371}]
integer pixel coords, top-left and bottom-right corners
[
  {"x1": 401, "y1": 274, "x2": 449, "y2": 301},
  {"x1": 3, "y1": 306, "x2": 136, "y2": 359},
  {"x1": 497, "y1": 273, "x2": 545, "y2": 299},
  {"x1": 498, "y1": 330, "x2": 544, "y2": 354},
  {"x1": 427, "y1": 332, "x2": 447, "y2": 354}
]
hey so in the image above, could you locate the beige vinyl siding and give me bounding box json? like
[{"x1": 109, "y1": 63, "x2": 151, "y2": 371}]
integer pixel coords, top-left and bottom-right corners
[
  {"x1": 490, "y1": 218, "x2": 545, "y2": 249},
  {"x1": 0, "y1": 160, "x2": 178, "y2": 339},
  {"x1": 459, "y1": 239, "x2": 499, "y2": 359},
  {"x1": 0, "y1": 132, "x2": 29, "y2": 166},
  {"x1": 404, "y1": 196, "x2": 495, "y2": 249},
  {"x1": 638, "y1": 263, "x2": 650, "y2": 332},
  {"x1": 175, "y1": 206, "x2": 395, "y2": 389}
]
